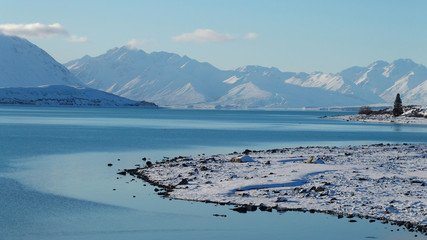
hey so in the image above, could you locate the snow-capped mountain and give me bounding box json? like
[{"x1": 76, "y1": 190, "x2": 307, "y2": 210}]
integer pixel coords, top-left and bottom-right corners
[
  {"x1": 286, "y1": 59, "x2": 426, "y2": 105},
  {"x1": 66, "y1": 47, "x2": 393, "y2": 109},
  {"x1": 0, "y1": 34, "x2": 83, "y2": 87},
  {"x1": 0, "y1": 85, "x2": 157, "y2": 107},
  {"x1": 0, "y1": 34, "x2": 157, "y2": 107},
  {"x1": 65, "y1": 47, "x2": 231, "y2": 106}
]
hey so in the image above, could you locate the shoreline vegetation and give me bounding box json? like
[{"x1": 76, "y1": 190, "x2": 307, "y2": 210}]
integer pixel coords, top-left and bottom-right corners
[
  {"x1": 325, "y1": 105, "x2": 427, "y2": 125},
  {"x1": 121, "y1": 143, "x2": 427, "y2": 236}
]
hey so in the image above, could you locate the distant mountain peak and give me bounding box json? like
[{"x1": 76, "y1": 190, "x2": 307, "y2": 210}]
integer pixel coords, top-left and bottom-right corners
[
  {"x1": 392, "y1": 58, "x2": 416, "y2": 65},
  {"x1": 235, "y1": 65, "x2": 281, "y2": 73},
  {"x1": 367, "y1": 60, "x2": 389, "y2": 69}
]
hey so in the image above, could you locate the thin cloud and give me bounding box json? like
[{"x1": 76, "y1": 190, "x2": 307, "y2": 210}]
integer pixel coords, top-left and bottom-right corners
[
  {"x1": 245, "y1": 32, "x2": 259, "y2": 39},
  {"x1": 67, "y1": 35, "x2": 88, "y2": 43},
  {"x1": 0, "y1": 23, "x2": 87, "y2": 43},
  {"x1": 125, "y1": 38, "x2": 158, "y2": 50},
  {"x1": 172, "y1": 29, "x2": 235, "y2": 43},
  {"x1": 126, "y1": 39, "x2": 147, "y2": 49}
]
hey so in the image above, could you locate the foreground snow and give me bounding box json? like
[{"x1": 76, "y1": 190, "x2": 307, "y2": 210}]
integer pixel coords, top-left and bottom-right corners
[
  {"x1": 126, "y1": 144, "x2": 427, "y2": 234},
  {"x1": 328, "y1": 106, "x2": 427, "y2": 125}
]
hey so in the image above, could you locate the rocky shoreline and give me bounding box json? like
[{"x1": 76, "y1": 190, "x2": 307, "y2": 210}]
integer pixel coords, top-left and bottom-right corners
[
  {"x1": 121, "y1": 143, "x2": 427, "y2": 235},
  {"x1": 325, "y1": 105, "x2": 427, "y2": 125}
]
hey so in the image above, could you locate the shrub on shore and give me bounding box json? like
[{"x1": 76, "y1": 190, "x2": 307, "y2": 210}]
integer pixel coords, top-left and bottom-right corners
[{"x1": 358, "y1": 106, "x2": 373, "y2": 115}]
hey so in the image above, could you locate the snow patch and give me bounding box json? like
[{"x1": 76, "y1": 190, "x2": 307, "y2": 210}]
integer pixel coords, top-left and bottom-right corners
[{"x1": 223, "y1": 76, "x2": 241, "y2": 84}]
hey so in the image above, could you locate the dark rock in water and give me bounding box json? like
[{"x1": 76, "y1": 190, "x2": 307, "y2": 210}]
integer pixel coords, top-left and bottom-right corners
[
  {"x1": 117, "y1": 171, "x2": 126, "y2": 176},
  {"x1": 146, "y1": 161, "x2": 153, "y2": 167},
  {"x1": 213, "y1": 214, "x2": 227, "y2": 217},
  {"x1": 259, "y1": 204, "x2": 272, "y2": 212},
  {"x1": 404, "y1": 222, "x2": 414, "y2": 230},
  {"x1": 337, "y1": 215, "x2": 343, "y2": 219},
  {"x1": 157, "y1": 191, "x2": 168, "y2": 196},
  {"x1": 154, "y1": 188, "x2": 159, "y2": 192},
  {"x1": 369, "y1": 219, "x2": 376, "y2": 223},
  {"x1": 349, "y1": 220, "x2": 357, "y2": 223},
  {"x1": 231, "y1": 206, "x2": 248, "y2": 213},
  {"x1": 246, "y1": 205, "x2": 257, "y2": 212},
  {"x1": 142, "y1": 157, "x2": 147, "y2": 161},
  {"x1": 107, "y1": 163, "x2": 113, "y2": 167}
]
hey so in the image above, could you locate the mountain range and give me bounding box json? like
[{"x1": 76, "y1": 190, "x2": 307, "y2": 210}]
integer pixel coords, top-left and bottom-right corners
[
  {"x1": 0, "y1": 33, "x2": 425, "y2": 109},
  {"x1": 65, "y1": 47, "x2": 426, "y2": 109},
  {"x1": 0, "y1": 34, "x2": 157, "y2": 107}
]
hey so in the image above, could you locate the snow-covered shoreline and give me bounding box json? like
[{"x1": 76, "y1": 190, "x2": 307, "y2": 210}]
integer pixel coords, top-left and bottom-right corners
[
  {"x1": 125, "y1": 143, "x2": 427, "y2": 235},
  {"x1": 327, "y1": 114, "x2": 427, "y2": 125},
  {"x1": 326, "y1": 105, "x2": 427, "y2": 125}
]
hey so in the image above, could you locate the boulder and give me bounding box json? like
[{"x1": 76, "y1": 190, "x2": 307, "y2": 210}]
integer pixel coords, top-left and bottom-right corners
[
  {"x1": 241, "y1": 155, "x2": 255, "y2": 162},
  {"x1": 306, "y1": 156, "x2": 324, "y2": 164},
  {"x1": 231, "y1": 155, "x2": 255, "y2": 163},
  {"x1": 276, "y1": 197, "x2": 288, "y2": 202}
]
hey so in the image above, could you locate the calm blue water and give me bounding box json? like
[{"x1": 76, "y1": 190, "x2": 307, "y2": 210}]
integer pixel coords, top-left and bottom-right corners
[{"x1": 0, "y1": 106, "x2": 426, "y2": 240}]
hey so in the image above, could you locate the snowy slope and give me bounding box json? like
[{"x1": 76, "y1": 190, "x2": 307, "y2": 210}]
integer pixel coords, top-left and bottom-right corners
[
  {"x1": 288, "y1": 59, "x2": 426, "y2": 105},
  {"x1": 66, "y1": 47, "x2": 231, "y2": 106},
  {"x1": 0, "y1": 85, "x2": 158, "y2": 107},
  {"x1": 65, "y1": 48, "x2": 381, "y2": 109},
  {"x1": 0, "y1": 34, "x2": 83, "y2": 87},
  {"x1": 0, "y1": 34, "x2": 158, "y2": 108}
]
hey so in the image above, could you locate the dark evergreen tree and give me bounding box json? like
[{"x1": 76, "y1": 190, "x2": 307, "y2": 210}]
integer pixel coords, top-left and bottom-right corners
[{"x1": 393, "y1": 93, "x2": 403, "y2": 116}]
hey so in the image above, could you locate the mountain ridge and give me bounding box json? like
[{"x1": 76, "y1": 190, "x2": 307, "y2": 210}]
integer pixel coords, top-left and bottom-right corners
[
  {"x1": 66, "y1": 46, "x2": 426, "y2": 108},
  {"x1": 0, "y1": 34, "x2": 84, "y2": 88},
  {"x1": 0, "y1": 85, "x2": 158, "y2": 107},
  {"x1": 0, "y1": 34, "x2": 157, "y2": 108}
]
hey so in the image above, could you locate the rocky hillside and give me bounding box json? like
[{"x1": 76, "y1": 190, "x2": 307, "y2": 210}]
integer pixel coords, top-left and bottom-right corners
[{"x1": 0, "y1": 85, "x2": 158, "y2": 107}]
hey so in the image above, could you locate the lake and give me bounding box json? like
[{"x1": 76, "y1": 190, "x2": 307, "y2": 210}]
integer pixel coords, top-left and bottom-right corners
[{"x1": 0, "y1": 106, "x2": 425, "y2": 240}]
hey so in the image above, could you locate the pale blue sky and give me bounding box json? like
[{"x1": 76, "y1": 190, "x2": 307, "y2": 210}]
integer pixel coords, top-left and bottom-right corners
[{"x1": 1, "y1": 0, "x2": 427, "y2": 73}]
